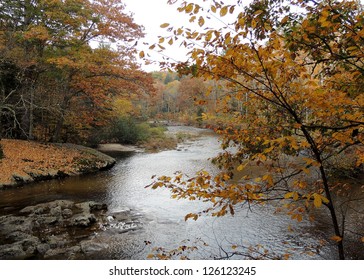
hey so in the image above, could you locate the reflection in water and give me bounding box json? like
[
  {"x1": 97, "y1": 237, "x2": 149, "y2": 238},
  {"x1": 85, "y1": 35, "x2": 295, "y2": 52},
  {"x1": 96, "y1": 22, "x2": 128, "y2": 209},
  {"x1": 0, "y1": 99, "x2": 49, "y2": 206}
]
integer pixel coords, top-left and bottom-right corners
[{"x1": 0, "y1": 126, "x2": 362, "y2": 259}]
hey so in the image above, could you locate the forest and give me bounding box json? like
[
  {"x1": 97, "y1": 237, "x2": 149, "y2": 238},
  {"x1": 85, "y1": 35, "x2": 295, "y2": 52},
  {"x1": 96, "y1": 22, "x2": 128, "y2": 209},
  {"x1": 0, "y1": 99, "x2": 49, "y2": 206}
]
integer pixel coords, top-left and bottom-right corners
[{"x1": 0, "y1": 0, "x2": 363, "y2": 260}]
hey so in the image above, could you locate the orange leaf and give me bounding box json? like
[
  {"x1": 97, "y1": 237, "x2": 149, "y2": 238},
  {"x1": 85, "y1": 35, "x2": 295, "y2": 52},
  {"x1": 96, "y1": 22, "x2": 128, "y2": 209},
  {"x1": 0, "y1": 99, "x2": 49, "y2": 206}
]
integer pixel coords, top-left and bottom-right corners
[{"x1": 330, "y1": 236, "x2": 343, "y2": 242}]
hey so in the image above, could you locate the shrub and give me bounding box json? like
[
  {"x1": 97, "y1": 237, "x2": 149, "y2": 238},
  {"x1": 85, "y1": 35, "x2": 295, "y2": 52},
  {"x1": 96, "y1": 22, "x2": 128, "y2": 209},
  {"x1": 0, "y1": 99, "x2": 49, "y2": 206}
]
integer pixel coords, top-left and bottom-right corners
[{"x1": 87, "y1": 117, "x2": 172, "y2": 149}]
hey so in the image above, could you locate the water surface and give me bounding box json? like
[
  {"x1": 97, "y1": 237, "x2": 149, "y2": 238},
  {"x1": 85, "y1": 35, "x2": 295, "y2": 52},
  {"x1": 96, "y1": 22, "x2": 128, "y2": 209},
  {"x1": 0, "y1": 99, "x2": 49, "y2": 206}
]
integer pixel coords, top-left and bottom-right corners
[{"x1": 0, "y1": 126, "x2": 362, "y2": 259}]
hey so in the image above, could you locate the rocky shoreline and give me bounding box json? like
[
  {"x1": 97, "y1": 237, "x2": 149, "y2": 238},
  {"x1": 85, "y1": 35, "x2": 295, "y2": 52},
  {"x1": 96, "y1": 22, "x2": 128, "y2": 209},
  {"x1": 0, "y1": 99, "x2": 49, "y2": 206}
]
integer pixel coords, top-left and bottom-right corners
[{"x1": 0, "y1": 200, "x2": 143, "y2": 259}]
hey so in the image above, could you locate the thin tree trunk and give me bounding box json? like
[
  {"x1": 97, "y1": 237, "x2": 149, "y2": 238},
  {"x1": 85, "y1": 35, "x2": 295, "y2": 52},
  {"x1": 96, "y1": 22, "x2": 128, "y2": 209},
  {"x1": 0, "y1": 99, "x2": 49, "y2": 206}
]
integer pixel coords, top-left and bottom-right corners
[
  {"x1": 52, "y1": 117, "x2": 64, "y2": 143},
  {"x1": 300, "y1": 125, "x2": 345, "y2": 259},
  {"x1": 28, "y1": 87, "x2": 34, "y2": 140},
  {"x1": 319, "y1": 165, "x2": 345, "y2": 259}
]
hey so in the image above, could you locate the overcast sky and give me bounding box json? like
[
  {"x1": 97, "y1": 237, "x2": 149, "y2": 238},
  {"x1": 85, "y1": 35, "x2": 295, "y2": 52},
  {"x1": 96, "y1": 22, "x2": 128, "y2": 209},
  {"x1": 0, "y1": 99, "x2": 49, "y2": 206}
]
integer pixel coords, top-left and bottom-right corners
[{"x1": 123, "y1": 0, "x2": 190, "y2": 72}]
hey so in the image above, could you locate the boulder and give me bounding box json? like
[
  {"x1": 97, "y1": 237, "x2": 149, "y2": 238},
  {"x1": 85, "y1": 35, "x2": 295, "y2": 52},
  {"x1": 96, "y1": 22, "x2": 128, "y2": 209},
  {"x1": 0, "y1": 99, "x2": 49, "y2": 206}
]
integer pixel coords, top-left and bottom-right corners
[
  {"x1": 47, "y1": 234, "x2": 69, "y2": 249},
  {"x1": 36, "y1": 243, "x2": 50, "y2": 255},
  {"x1": 12, "y1": 173, "x2": 33, "y2": 184},
  {"x1": 44, "y1": 248, "x2": 68, "y2": 259},
  {"x1": 89, "y1": 201, "x2": 108, "y2": 211},
  {"x1": 0, "y1": 243, "x2": 26, "y2": 260},
  {"x1": 71, "y1": 214, "x2": 96, "y2": 227},
  {"x1": 62, "y1": 208, "x2": 73, "y2": 219},
  {"x1": 50, "y1": 206, "x2": 62, "y2": 217},
  {"x1": 80, "y1": 240, "x2": 109, "y2": 255}
]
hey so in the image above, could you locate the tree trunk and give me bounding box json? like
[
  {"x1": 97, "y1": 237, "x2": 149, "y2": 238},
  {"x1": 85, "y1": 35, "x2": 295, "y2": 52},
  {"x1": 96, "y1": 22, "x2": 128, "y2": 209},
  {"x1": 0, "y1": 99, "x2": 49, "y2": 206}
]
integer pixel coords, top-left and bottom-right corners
[
  {"x1": 319, "y1": 165, "x2": 345, "y2": 259},
  {"x1": 28, "y1": 87, "x2": 34, "y2": 140},
  {"x1": 300, "y1": 125, "x2": 345, "y2": 259},
  {"x1": 0, "y1": 108, "x2": 3, "y2": 139},
  {"x1": 51, "y1": 94, "x2": 71, "y2": 143},
  {"x1": 52, "y1": 117, "x2": 64, "y2": 143}
]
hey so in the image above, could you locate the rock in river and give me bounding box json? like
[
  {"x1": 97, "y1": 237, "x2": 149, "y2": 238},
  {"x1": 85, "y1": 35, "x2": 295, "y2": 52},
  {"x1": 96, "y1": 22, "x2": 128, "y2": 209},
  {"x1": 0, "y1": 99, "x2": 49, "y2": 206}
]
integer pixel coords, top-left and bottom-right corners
[{"x1": 0, "y1": 199, "x2": 144, "y2": 259}]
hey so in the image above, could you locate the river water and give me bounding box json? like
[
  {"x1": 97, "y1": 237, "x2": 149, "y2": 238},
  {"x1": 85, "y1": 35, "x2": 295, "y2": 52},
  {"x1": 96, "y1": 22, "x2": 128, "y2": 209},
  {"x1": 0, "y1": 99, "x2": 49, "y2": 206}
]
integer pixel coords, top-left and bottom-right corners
[{"x1": 0, "y1": 126, "x2": 362, "y2": 259}]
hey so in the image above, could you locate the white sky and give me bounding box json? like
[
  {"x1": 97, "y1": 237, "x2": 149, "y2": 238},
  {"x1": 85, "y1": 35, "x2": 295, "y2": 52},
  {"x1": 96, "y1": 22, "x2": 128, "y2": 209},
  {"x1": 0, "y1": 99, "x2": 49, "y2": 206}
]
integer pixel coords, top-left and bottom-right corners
[{"x1": 123, "y1": 0, "x2": 191, "y2": 72}]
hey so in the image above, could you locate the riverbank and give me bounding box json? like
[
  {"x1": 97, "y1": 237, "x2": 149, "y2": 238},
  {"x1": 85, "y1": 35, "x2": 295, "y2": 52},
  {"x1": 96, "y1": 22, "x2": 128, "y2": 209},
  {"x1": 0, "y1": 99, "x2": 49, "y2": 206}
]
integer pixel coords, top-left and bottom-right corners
[{"x1": 0, "y1": 139, "x2": 116, "y2": 189}]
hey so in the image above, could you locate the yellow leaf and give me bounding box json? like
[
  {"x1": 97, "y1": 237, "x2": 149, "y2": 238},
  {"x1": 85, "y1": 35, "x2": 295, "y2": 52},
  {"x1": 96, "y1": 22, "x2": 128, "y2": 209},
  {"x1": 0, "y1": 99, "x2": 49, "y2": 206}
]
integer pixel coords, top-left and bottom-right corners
[
  {"x1": 283, "y1": 253, "x2": 291, "y2": 260},
  {"x1": 185, "y1": 3, "x2": 194, "y2": 13},
  {"x1": 293, "y1": 192, "x2": 299, "y2": 201},
  {"x1": 361, "y1": 237, "x2": 364, "y2": 243},
  {"x1": 302, "y1": 168, "x2": 310, "y2": 175},
  {"x1": 220, "y1": 6, "x2": 228, "y2": 17},
  {"x1": 198, "y1": 16, "x2": 205, "y2": 27},
  {"x1": 313, "y1": 194, "x2": 322, "y2": 208},
  {"x1": 147, "y1": 254, "x2": 155, "y2": 259},
  {"x1": 184, "y1": 213, "x2": 193, "y2": 221},
  {"x1": 264, "y1": 22, "x2": 272, "y2": 31},
  {"x1": 259, "y1": 154, "x2": 267, "y2": 161},
  {"x1": 160, "y1": 23, "x2": 170, "y2": 28},
  {"x1": 139, "y1": 51, "x2": 145, "y2": 58},
  {"x1": 293, "y1": 123, "x2": 302, "y2": 129},
  {"x1": 238, "y1": 17, "x2": 245, "y2": 27},
  {"x1": 263, "y1": 174, "x2": 274, "y2": 187},
  {"x1": 193, "y1": 4, "x2": 200, "y2": 14},
  {"x1": 293, "y1": 214, "x2": 303, "y2": 222},
  {"x1": 206, "y1": 31, "x2": 213, "y2": 41},
  {"x1": 237, "y1": 161, "x2": 248, "y2": 171},
  {"x1": 263, "y1": 146, "x2": 274, "y2": 154},
  {"x1": 281, "y1": 16, "x2": 289, "y2": 25},
  {"x1": 284, "y1": 192, "x2": 294, "y2": 199},
  {"x1": 254, "y1": 10, "x2": 264, "y2": 16},
  {"x1": 251, "y1": 18, "x2": 257, "y2": 29}
]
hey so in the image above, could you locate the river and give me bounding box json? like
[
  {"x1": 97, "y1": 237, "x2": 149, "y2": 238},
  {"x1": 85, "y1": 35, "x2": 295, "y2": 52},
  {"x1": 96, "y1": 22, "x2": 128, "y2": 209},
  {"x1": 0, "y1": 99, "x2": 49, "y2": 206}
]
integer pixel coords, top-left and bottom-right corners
[{"x1": 0, "y1": 126, "x2": 362, "y2": 259}]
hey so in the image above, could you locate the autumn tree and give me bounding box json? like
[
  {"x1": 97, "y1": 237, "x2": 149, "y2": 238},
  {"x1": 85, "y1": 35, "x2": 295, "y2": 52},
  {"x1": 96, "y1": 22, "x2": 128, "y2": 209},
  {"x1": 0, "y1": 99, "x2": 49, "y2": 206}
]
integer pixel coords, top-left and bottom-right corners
[
  {"x1": 178, "y1": 76, "x2": 207, "y2": 114},
  {"x1": 148, "y1": 0, "x2": 364, "y2": 259},
  {"x1": 0, "y1": 0, "x2": 153, "y2": 143}
]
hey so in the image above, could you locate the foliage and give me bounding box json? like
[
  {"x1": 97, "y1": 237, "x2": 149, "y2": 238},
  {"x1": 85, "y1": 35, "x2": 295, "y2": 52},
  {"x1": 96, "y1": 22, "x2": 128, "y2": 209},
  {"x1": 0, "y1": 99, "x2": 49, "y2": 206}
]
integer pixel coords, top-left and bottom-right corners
[
  {"x1": 0, "y1": 138, "x2": 109, "y2": 186},
  {"x1": 146, "y1": 0, "x2": 364, "y2": 259},
  {"x1": 0, "y1": 0, "x2": 154, "y2": 142},
  {"x1": 88, "y1": 117, "x2": 171, "y2": 150},
  {"x1": 89, "y1": 117, "x2": 142, "y2": 145},
  {"x1": 146, "y1": 71, "x2": 218, "y2": 124}
]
